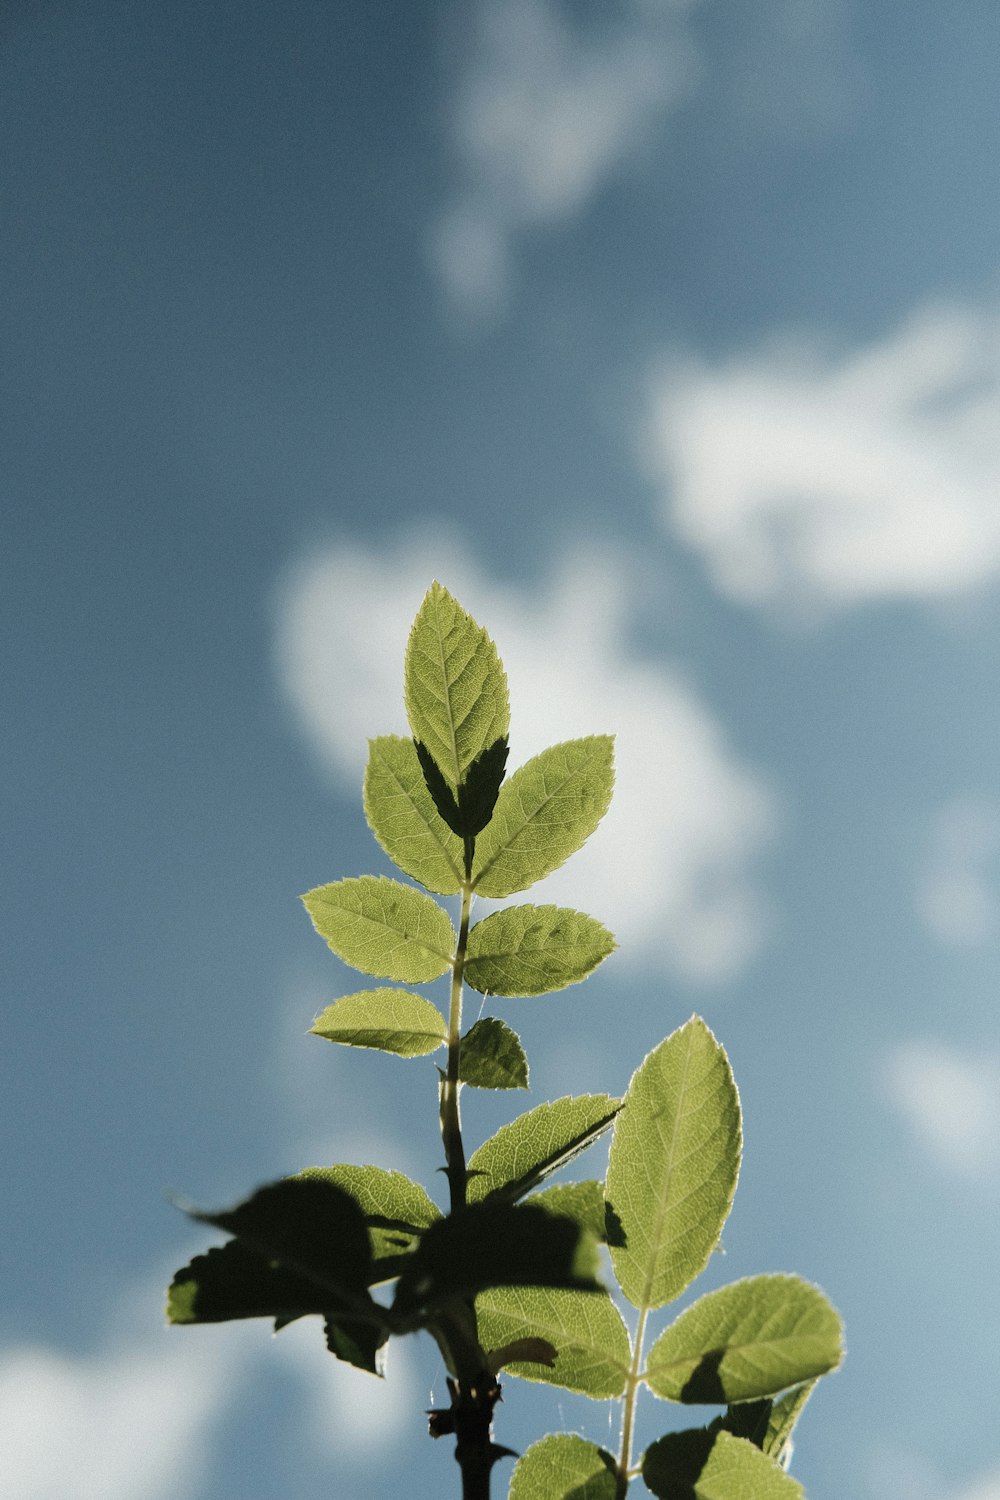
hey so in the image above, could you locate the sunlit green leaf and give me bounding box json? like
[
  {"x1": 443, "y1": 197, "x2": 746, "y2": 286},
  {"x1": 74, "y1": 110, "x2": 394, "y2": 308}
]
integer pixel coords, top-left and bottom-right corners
[
  {"x1": 302, "y1": 875, "x2": 455, "y2": 983},
  {"x1": 392, "y1": 1202, "x2": 601, "y2": 1321},
  {"x1": 363, "y1": 735, "x2": 464, "y2": 894},
  {"x1": 641, "y1": 1429, "x2": 804, "y2": 1499},
  {"x1": 510, "y1": 1434, "x2": 618, "y2": 1500},
  {"x1": 477, "y1": 1284, "x2": 631, "y2": 1397},
  {"x1": 459, "y1": 1016, "x2": 529, "y2": 1089},
  {"x1": 646, "y1": 1275, "x2": 843, "y2": 1403},
  {"x1": 465, "y1": 905, "x2": 616, "y2": 997},
  {"x1": 467, "y1": 1094, "x2": 620, "y2": 1204},
  {"x1": 404, "y1": 582, "x2": 509, "y2": 789},
  {"x1": 309, "y1": 988, "x2": 447, "y2": 1058},
  {"x1": 295, "y1": 1165, "x2": 441, "y2": 1262},
  {"x1": 474, "y1": 737, "x2": 615, "y2": 898},
  {"x1": 764, "y1": 1382, "x2": 816, "y2": 1464},
  {"x1": 606, "y1": 1016, "x2": 741, "y2": 1312}
]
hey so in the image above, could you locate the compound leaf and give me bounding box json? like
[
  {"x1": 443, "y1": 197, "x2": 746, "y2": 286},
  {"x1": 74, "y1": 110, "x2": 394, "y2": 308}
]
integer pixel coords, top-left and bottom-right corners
[
  {"x1": 309, "y1": 988, "x2": 447, "y2": 1058},
  {"x1": 477, "y1": 1284, "x2": 631, "y2": 1398},
  {"x1": 363, "y1": 735, "x2": 463, "y2": 894},
  {"x1": 510, "y1": 1434, "x2": 618, "y2": 1500},
  {"x1": 606, "y1": 1016, "x2": 741, "y2": 1312},
  {"x1": 645, "y1": 1274, "x2": 843, "y2": 1403},
  {"x1": 473, "y1": 737, "x2": 615, "y2": 898},
  {"x1": 465, "y1": 905, "x2": 615, "y2": 997},
  {"x1": 404, "y1": 582, "x2": 509, "y2": 790},
  {"x1": 302, "y1": 875, "x2": 454, "y2": 983},
  {"x1": 392, "y1": 1202, "x2": 600, "y2": 1320},
  {"x1": 459, "y1": 1016, "x2": 529, "y2": 1090},
  {"x1": 295, "y1": 1165, "x2": 441, "y2": 1262},
  {"x1": 641, "y1": 1429, "x2": 804, "y2": 1500},
  {"x1": 467, "y1": 1094, "x2": 620, "y2": 1204}
]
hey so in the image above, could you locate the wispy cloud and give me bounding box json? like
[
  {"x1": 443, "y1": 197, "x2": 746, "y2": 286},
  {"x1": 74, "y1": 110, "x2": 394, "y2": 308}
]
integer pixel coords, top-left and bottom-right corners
[
  {"x1": 429, "y1": 0, "x2": 699, "y2": 317},
  {"x1": 916, "y1": 794, "x2": 1000, "y2": 945},
  {"x1": 274, "y1": 535, "x2": 777, "y2": 981},
  {"x1": 884, "y1": 1039, "x2": 1000, "y2": 1178},
  {"x1": 643, "y1": 299, "x2": 1000, "y2": 614}
]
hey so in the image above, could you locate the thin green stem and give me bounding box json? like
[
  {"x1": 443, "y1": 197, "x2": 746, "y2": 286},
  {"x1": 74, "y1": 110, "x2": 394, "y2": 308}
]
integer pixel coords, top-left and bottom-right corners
[
  {"x1": 441, "y1": 851, "x2": 474, "y2": 1213},
  {"x1": 616, "y1": 1305, "x2": 649, "y2": 1498}
]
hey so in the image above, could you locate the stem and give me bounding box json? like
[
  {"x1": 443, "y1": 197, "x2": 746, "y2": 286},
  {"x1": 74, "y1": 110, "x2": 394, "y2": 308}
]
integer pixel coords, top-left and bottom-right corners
[
  {"x1": 440, "y1": 844, "x2": 474, "y2": 1213},
  {"x1": 616, "y1": 1305, "x2": 649, "y2": 1498}
]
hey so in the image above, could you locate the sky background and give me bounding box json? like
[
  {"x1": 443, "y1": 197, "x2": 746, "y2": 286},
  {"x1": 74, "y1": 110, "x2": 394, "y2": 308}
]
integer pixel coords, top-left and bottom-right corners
[{"x1": 3, "y1": 2, "x2": 1000, "y2": 1497}]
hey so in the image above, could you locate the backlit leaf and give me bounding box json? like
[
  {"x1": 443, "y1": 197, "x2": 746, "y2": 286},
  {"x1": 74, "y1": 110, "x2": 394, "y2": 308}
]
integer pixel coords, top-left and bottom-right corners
[
  {"x1": 302, "y1": 875, "x2": 455, "y2": 983},
  {"x1": 459, "y1": 1016, "x2": 529, "y2": 1089},
  {"x1": 606, "y1": 1016, "x2": 741, "y2": 1312},
  {"x1": 465, "y1": 905, "x2": 615, "y2": 997},
  {"x1": 404, "y1": 582, "x2": 509, "y2": 790},
  {"x1": 765, "y1": 1381, "x2": 816, "y2": 1465},
  {"x1": 363, "y1": 735, "x2": 463, "y2": 894},
  {"x1": 527, "y1": 1180, "x2": 612, "y2": 1243},
  {"x1": 510, "y1": 1434, "x2": 618, "y2": 1500},
  {"x1": 645, "y1": 1275, "x2": 843, "y2": 1403},
  {"x1": 416, "y1": 735, "x2": 509, "y2": 839},
  {"x1": 641, "y1": 1429, "x2": 804, "y2": 1499},
  {"x1": 477, "y1": 1284, "x2": 631, "y2": 1397},
  {"x1": 309, "y1": 988, "x2": 447, "y2": 1058},
  {"x1": 474, "y1": 737, "x2": 615, "y2": 898},
  {"x1": 467, "y1": 1094, "x2": 620, "y2": 1204},
  {"x1": 295, "y1": 1165, "x2": 441, "y2": 1262},
  {"x1": 392, "y1": 1202, "x2": 600, "y2": 1320}
]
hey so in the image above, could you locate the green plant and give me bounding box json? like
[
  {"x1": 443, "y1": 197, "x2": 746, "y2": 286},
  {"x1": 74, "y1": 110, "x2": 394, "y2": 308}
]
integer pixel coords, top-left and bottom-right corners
[{"x1": 167, "y1": 582, "x2": 843, "y2": 1499}]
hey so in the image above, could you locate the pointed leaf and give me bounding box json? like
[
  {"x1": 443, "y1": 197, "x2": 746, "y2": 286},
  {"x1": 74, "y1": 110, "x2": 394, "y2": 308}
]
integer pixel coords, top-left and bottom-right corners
[
  {"x1": 764, "y1": 1381, "x2": 816, "y2": 1464},
  {"x1": 646, "y1": 1275, "x2": 843, "y2": 1403},
  {"x1": 477, "y1": 1284, "x2": 631, "y2": 1398},
  {"x1": 474, "y1": 737, "x2": 615, "y2": 898},
  {"x1": 295, "y1": 1165, "x2": 441, "y2": 1262},
  {"x1": 392, "y1": 1202, "x2": 601, "y2": 1320},
  {"x1": 404, "y1": 582, "x2": 509, "y2": 789},
  {"x1": 416, "y1": 736, "x2": 510, "y2": 839},
  {"x1": 606, "y1": 1016, "x2": 741, "y2": 1313},
  {"x1": 641, "y1": 1429, "x2": 804, "y2": 1499},
  {"x1": 459, "y1": 1016, "x2": 529, "y2": 1090},
  {"x1": 187, "y1": 1178, "x2": 373, "y2": 1301},
  {"x1": 527, "y1": 1180, "x2": 613, "y2": 1244},
  {"x1": 310, "y1": 988, "x2": 447, "y2": 1058},
  {"x1": 363, "y1": 735, "x2": 464, "y2": 893},
  {"x1": 167, "y1": 1240, "x2": 331, "y2": 1325},
  {"x1": 467, "y1": 1094, "x2": 620, "y2": 1204},
  {"x1": 510, "y1": 1434, "x2": 618, "y2": 1500},
  {"x1": 323, "y1": 1314, "x2": 389, "y2": 1376},
  {"x1": 465, "y1": 905, "x2": 616, "y2": 997},
  {"x1": 302, "y1": 875, "x2": 455, "y2": 983}
]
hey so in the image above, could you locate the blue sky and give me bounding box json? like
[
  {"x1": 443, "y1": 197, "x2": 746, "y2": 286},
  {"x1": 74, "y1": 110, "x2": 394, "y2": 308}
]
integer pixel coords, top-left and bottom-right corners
[{"x1": 3, "y1": 2, "x2": 1000, "y2": 1496}]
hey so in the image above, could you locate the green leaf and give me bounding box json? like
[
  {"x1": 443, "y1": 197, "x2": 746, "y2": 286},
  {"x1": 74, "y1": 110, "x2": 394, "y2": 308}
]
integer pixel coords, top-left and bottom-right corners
[
  {"x1": 302, "y1": 875, "x2": 455, "y2": 983},
  {"x1": 323, "y1": 1314, "x2": 389, "y2": 1376},
  {"x1": 510, "y1": 1434, "x2": 618, "y2": 1500},
  {"x1": 645, "y1": 1275, "x2": 843, "y2": 1403},
  {"x1": 473, "y1": 737, "x2": 616, "y2": 898},
  {"x1": 309, "y1": 988, "x2": 447, "y2": 1058},
  {"x1": 392, "y1": 1202, "x2": 601, "y2": 1320},
  {"x1": 477, "y1": 1284, "x2": 631, "y2": 1398},
  {"x1": 764, "y1": 1381, "x2": 816, "y2": 1464},
  {"x1": 459, "y1": 1016, "x2": 529, "y2": 1089},
  {"x1": 467, "y1": 1094, "x2": 621, "y2": 1204},
  {"x1": 294, "y1": 1165, "x2": 441, "y2": 1263},
  {"x1": 465, "y1": 905, "x2": 616, "y2": 997},
  {"x1": 186, "y1": 1178, "x2": 374, "y2": 1301},
  {"x1": 167, "y1": 1239, "x2": 331, "y2": 1325},
  {"x1": 404, "y1": 581, "x2": 510, "y2": 790},
  {"x1": 606, "y1": 1016, "x2": 741, "y2": 1312},
  {"x1": 363, "y1": 735, "x2": 464, "y2": 894},
  {"x1": 416, "y1": 736, "x2": 509, "y2": 839},
  {"x1": 641, "y1": 1429, "x2": 804, "y2": 1499},
  {"x1": 527, "y1": 1180, "x2": 614, "y2": 1244},
  {"x1": 710, "y1": 1401, "x2": 773, "y2": 1450}
]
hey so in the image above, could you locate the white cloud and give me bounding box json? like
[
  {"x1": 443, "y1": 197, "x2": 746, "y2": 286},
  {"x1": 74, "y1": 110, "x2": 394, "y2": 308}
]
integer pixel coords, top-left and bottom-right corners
[
  {"x1": 274, "y1": 535, "x2": 777, "y2": 981},
  {"x1": 916, "y1": 794, "x2": 1000, "y2": 945},
  {"x1": 644, "y1": 299, "x2": 1000, "y2": 613},
  {"x1": 430, "y1": 0, "x2": 698, "y2": 316},
  {"x1": 884, "y1": 1039, "x2": 1000, "y2": 1178}
]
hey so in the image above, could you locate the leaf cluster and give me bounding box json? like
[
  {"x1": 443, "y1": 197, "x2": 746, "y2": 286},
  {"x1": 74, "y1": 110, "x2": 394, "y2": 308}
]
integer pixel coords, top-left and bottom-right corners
[{"x1": 166, "y1": 583, "x2": 842, "y2": 1498}]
